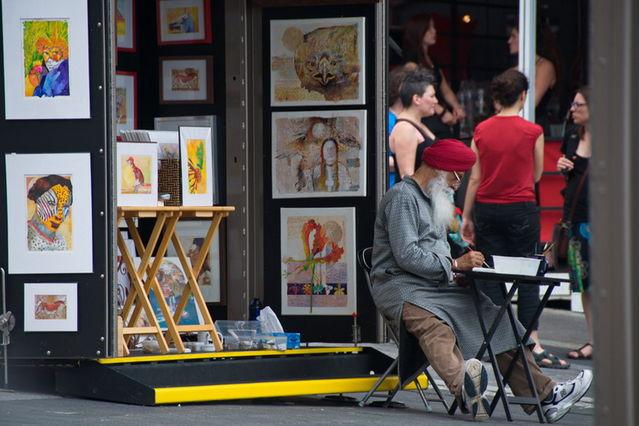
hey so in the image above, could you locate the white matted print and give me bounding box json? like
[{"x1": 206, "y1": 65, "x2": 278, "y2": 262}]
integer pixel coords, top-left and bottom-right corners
[
  {"x1": 5, "y1": 153, "x2": 93, "y2": 274},
  {"x1": 116, "y1": 0, "x2": 135, "y2": 51},
  {"x1": 24, "y1": 283, "x2": 78, "y2": 332},
  {"x1": 167, "y1": 220, "x2": 221, "y2": 303},
  {"x1": 160, "y1": 56, "x2": 213, "y2": 103},
  {"x1": 157, "y1": 0, "x2": 211, "y2": 45},
  {"x1": 281, "y1": 207, "x2": 356, "y2": 315},
  {"x1": 272, "y1": 110, "x2": 366, "y2": 198},
  {"x1": 2, "y1": 0, "x2": 91, "y2": 119},
  {"x1": 115, "y1": 71, "x2": 137, "y2": 135},
  {"x1": 179, "y1": 126, "x2": 214, "y2": 206},
  {"x1": 116, "y1": 142, "x2": 158, "y2": 207},
  {"x1": 270, "y1": 17, "x2": 365, "y2": 106}
]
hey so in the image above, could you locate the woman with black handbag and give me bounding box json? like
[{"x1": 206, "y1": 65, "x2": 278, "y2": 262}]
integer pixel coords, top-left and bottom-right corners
[{"x1": 557, "y1": 86, "x2": 593, "y2": 360}]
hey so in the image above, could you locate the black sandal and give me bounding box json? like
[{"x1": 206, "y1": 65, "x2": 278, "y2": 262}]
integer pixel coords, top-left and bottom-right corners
[
  {"x1": 533, "y1": 350, "x2": 570, "y2": 369},
  {"x1": 567, "y1": 342, "x2": 593, "y2": 360}
]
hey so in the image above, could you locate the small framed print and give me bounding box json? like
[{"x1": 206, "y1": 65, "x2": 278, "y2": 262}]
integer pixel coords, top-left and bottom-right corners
[
  {"x1": 179, "y1": 126, "x2": 214, "y2": 206},
  {"x1": 115, "y1": 71, "x2": 137, "y2": 135},
  {"x1": 160, "y1": 56, "x2": 213, "y2": 104},
  {"x1": 157, "y1": 0, "x2": 212, "y2": 45},
  {"x1": 116, "y1": 0, "x2": 136, "y2": 51},
  {"x1": 116, "y1": 142, "x2": 159, "y2": 207},
  {"x1": 24, "y1": 283, "x2": 78, "y2": 332}
]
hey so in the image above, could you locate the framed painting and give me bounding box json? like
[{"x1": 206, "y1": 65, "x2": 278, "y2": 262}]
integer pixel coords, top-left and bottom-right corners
[
  {"x1": 154, "y1": 115, "x2": 216, "y2": 131},
  {"x1": 115, "y1": 71, "x2": 137, "y2": 136},
  {"x1": 116, "y1": 0, "x2": 136, "y2": 51},
  {"x1": 270, "y1": 17, "x2": 365, "y2": 106},
  {"x1": 166, "y1": 220, "x2": 223, "y2": 303},
  {"x1": 1, "y1": 0, "x2": 91, "y2": 119},
  {"x1": 5, "y1": 153, "x2": 93, "y2": 274},
  {"x1": 156, "y1": 0, "x2": 212, "y2": 45},
  {"x1": 280, "y1": 207, "x2": 356, "y2": 316},
  {"x1": 179, "y1": 126, "x2": 214, "y2": 206},
  {"x1": 24, "y1": 283, "x2": 78, "y2": 332},
  {"x1": 134, "y1": 257, "x2": 204, "y2": 328},
  {"x1": 160, "y1": 56, "x2": 213, "y2": 104},
  {"x1": 116, "y1": 142, "x2": 158, "y2": 207},
  {"x1": 272, "y1": 110, "x2": 367, "y2": 198}
]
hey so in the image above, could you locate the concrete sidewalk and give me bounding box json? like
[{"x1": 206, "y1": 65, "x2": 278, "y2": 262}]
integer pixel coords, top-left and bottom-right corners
[{"x1": 0, "y1": 307, "x2": 594, "y2": 425}]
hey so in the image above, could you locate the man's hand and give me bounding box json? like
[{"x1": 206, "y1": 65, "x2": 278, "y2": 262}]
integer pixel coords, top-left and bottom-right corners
[{"x1": 453, "y1": 251, "x2": 485, "y2": 271}]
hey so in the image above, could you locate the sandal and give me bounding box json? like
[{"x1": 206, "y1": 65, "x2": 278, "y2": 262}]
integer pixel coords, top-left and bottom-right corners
[
  {"x1": 567, "y1": 342, "x2": 593, "y2": 360},
  {"x1": 533, "y1": 350, "x2": 570, "y2": 369}
]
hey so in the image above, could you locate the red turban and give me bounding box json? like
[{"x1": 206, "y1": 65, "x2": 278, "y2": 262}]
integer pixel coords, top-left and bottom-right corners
[{"x1": 421, "y1": 139, "x2": 476, "y2": 172}]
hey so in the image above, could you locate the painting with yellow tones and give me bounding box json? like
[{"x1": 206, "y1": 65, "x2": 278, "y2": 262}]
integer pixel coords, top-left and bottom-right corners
[
  {"x1": 166, "y1": 7, "x2": 199, "y2": 34},
  {"x1": 157, "y1": 0, "x2": 211, "y2": 45},
  {"x1": 25, "y1": 175, "x2": 73, "y2": 252},
  {"x1": 23, "y1": 20, "x2": 69, "y2": 97},
  {"x1": 120, "y1": 155, "x2": 152, "y2": 194},
  {"x1": 116, "y1": 0, "x2": 135, "y2": 51},
  {"x1": 179, "y1": 126, "x2": 214, "y2": 206},
  {"x1": 34, "y1": 294, "x2": 67, "y2": 320},
  {"x1": 186, "y1": 139, "x2": 207, "y2": 194}
]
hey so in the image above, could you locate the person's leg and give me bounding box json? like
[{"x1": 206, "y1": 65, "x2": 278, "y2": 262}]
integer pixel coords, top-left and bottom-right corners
[{"x1": 474, "y1": 202, "x2": 509, "y2": 305}]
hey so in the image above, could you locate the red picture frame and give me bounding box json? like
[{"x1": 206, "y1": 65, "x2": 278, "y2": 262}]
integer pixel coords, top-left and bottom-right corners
[
  {"x1": 116, "y1": 0, "x2": 136, "y2": 52},
  {"x1": 115, "y1": 71, "x2": 138, "y2": 133},
  {"x1": 156, "y1": 0, "x2": 212, "y2": 45}
]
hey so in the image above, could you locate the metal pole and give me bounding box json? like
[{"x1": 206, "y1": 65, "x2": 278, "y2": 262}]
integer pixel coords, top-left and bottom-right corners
[
  {"x1": 1, "y1": 267, "x2": 7, "y2": 388},
  {"x1": 518, "y1": 0, "x2": 536, "y2": 123}
]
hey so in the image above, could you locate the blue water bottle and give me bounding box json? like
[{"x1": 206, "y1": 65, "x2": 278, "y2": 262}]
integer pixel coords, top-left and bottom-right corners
[{"x1": 249, "y1": 298, "x2": 262, "y2": 320}]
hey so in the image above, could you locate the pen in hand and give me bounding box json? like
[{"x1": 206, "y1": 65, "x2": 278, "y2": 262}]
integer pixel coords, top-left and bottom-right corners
[{"x1": 465, "y1": 245, "x2": 491, "y2": 268}]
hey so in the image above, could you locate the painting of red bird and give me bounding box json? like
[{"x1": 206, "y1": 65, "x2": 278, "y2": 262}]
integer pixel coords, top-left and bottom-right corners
[
  {"x1": 34, "y1": 295, "x2": 67, "y2": 319},
  {"x1": 127, "y1": 156, "x2": 145, "y2": 192}
]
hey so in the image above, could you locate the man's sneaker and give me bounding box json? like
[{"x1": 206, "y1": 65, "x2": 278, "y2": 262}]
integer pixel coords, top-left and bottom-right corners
[
  {"x1": 542, "y1": 369, "x2": 593, "y2": 423},
  {"x1": 462, "y1": 358, "x2": 490, "y2": 420}
]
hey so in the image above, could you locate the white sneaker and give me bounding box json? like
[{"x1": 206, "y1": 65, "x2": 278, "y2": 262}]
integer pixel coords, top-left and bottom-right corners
[
  {"x1": 462, "y1": 358, "x2": 490, "y2": 420},
  {"x1": 542, "y1": 369, "x2": 593, "y2": 423}
]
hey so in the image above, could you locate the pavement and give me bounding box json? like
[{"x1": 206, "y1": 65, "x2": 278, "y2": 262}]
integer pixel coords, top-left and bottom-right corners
[{"x1": 0, "y1": 307, "x2": 594, "y2": 425}]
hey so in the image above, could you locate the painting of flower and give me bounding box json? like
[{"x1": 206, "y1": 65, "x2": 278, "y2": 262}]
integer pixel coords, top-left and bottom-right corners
[{"x1": 280, "y1": 207, "x2": 356, "y2": 315}]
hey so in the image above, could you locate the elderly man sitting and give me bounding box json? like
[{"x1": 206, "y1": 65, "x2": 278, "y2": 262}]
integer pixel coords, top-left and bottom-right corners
[{"x1": 370, "y1": 139, "x2": 592, "y2": 422}]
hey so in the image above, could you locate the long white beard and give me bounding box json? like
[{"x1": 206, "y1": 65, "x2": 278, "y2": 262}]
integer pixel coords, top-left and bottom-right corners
[{"x1": 426, "y1": 172, "x2": 455, "y2": 230}]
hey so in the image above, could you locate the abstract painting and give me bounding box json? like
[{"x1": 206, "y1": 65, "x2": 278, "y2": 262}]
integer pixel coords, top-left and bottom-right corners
[
  {"x1": 6, "y1": 153, "x2": 93, "y2": 274},
  {"x1": 272, "y1": 110, "x2": 366, "y2": 198},
  {"x1": 24, "y1": 283, "x2": 78, "y2": 332},
  {"x1": 115, "y1": 71, "x2": 137, "y2": 135},
  {"x1": 179, "y1": 126, "x2": 214, "y2": 206},
  {"x1": 116, "y1": 0, "x2": 136, "y2": 51},
  {"x1": 270, "y1": 17, "x2": 365, "y2": 106},
  {"x1": 2, "y1": 0, "x2": 90, "y2": 119},
  {"x1": 134, "y1": 257, "x2": 203, "y2": 328},
  {"x1": 157, "y1": 0, "x2": 212, "y2": 45},
  {"x1": 160, "y1": 56, "x2": 213, "y2": 103},
  {"x1": 280, "y1": 207, "x2": 356, "y2": 315},
  {"x1": 116, "y1": 142, "x2": 158, "y2": 207},
  {"x1": 167, "y1": 220, "x2": 222, "y2": 303}
]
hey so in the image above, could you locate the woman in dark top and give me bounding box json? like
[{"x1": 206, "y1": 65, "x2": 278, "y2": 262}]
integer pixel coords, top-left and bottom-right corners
[
  {"x1": 402, "y1": 14, "x2": 465, "y2": 139},
  {"x1": 556, "y1": 86, "x2": 592, "y2": 360}
]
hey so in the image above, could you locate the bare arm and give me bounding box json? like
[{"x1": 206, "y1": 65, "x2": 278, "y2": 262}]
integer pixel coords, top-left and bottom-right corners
[
  {"x1": 439, "y1": 70, "x2": 466, "y2": 120},
  {"x1": 534, "y1": 59, "x2": 556, "y2": 107},
  {"x1": 461, "y1": 140, "x2": 481, "y2": 244},
  {"x1": 389, "y1": 123, "x2": 418, "y2": 178},
  {"x1": 533, "y1": 133, "x2": 545, "y2": 183}
]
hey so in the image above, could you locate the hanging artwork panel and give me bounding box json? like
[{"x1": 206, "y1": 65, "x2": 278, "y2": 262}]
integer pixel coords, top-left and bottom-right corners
[
  {"x1": 272, "y1": 110, "x2": 366, "y2": 198},
  {"x1": 1, "y1": 0, "x2": 91, "y2": 119},
  {"x1": 116, "y1": 0, "x2": 136, "y2": 51},
  {"x1": 5, "y1": 153, "x2": 93, "y2": 274},
  {"x1": 280, "y1": 207, "x2": 356, "y2": 316},
  {"x1": 179, "y1": 126, "x2": 214, "y2": 206},
  {"x1": 116, "y1": 142, "x2": 158, "y2": 207},
  {"x1": 24, "y1": 283, "x2": 78, "y2": 332},
  {"x1": 160, "y1": 56, "x2": 213, "y2": 104},
  {"x1": 156, "y1": 0, "x2": 212, "y2": 45},
  {"x1": 115, "y1": 71, "x2": 137, "y2": 136},
  {"x1": 270, "y1": 17, "x2": 365, "y2": 106}
]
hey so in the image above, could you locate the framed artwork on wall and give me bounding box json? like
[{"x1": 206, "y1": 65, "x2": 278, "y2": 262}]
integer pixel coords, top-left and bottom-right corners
[
  {"x1": 5, "y1": 153, "x2": 94, "y2": 274},
  {"x1": 159, "y1": 56, "x2": 213, "y2": 104},
  {"x1": 154, "y1": 115, "x2": 216, "y2": 132},
  {"x1": 116, "y1": 0, "x2": 136, "y2": 51},
  {"x1": 272, "y1": 110, "x2": 367, "y2": 198},
  {"x1": 156, "y1": 0, "x2": 212, "y2": 45},
  {"x1": 115, "y1": 71, "x2": 137, "y2": 135},
  {"x1": 1, "y1": 0, "x2": 91, "y2": 119},
  {"x1": 166, "y1": 220, "x2": 222, "y2": 303},
  {"x1": 24, "y1": 283, "x2": 78, "y2": 332},
  {"x1": 280, "y1": 207, "x2": 356, "y2": 316},
  {"x1": 179, "y1": 126, "x2": 214, "y2": 206},
  {"x1": 270, "y1": 17, "x2": 365, "y2": 106},
  {"x1": 116, "y1": 142, "x2": 159, "y2": 207}
]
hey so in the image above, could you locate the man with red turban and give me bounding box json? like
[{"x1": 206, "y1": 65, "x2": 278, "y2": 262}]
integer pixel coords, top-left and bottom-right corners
[{"x1": 370, "y1": 139, "x2": 591, "y2": 422}]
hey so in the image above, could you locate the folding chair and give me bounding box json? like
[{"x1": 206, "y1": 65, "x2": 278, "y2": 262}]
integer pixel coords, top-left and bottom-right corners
[{"x1": 356, "y1": 247, "x2": 449, "y2": 412}]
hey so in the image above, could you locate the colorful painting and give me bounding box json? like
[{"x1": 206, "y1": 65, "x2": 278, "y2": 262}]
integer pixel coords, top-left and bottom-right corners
[
  {"x1": 270, "y1": 17, "x2": 365, "y2": 106},
  {"x1": 134, "y1": 257, "x2": 203, "y2": 328},
  {"x1": 280, "y1": 207, "x2": 356, "y2": 315},
  {"x1": 171, "y1": 67, "x2": 200, "y2": 91},
  {"x1": 116, "y1": 0, "x2": 135, "y2": 51},
  {"x1": 157, "y1": 0, "x2": 212, "y2": 45},
  {"x1": 6, "y1": 153, "x2": 93, "y2": 274},
  {"x1": 115, "y1": 72, "x2": 137, "y2": 135},
  {"x1": 23, "y1": 20, "x2": 69, "y2": 97},
  {"x1": 167, "y1": 221, "x2": 222, "y2": 303},
  {"x1": 25, "y1": 174, "x2": 73, "y2": 252},
  {"x1": 272, "y1": 110, "x2": 366, "y2": 198},
  {"x1": 24, "y1": 283, "x2": 78, "y2": 332},
  {"x1": 179, "y1": 127, "x2": 214, "y2": 206},
  {"x1": 116, "y1": 142, "x2": 159, "y2": 207},
  {"x1": 3, "y1": 1, "x2": 90, "y2": 119},
  {"x1": 160, "y1": 56, "x2": 213, "y2": 103}
]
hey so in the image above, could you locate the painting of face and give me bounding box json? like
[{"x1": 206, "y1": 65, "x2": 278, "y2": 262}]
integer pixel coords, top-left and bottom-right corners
[
  {"x1": 321, "y1": 139, "x2": 338, "y2": 166},
  {"x1": 26, "y1": 174, "x2": 73, "y2": 252},
  {"x1": 22, "y1": 20, "x2": 70, "y2": 97}
]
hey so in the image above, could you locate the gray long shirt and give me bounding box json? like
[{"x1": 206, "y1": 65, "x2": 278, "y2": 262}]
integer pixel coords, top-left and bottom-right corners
[{"x1": 371, "y1": 177, "x2": 524, "y2": 358}]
